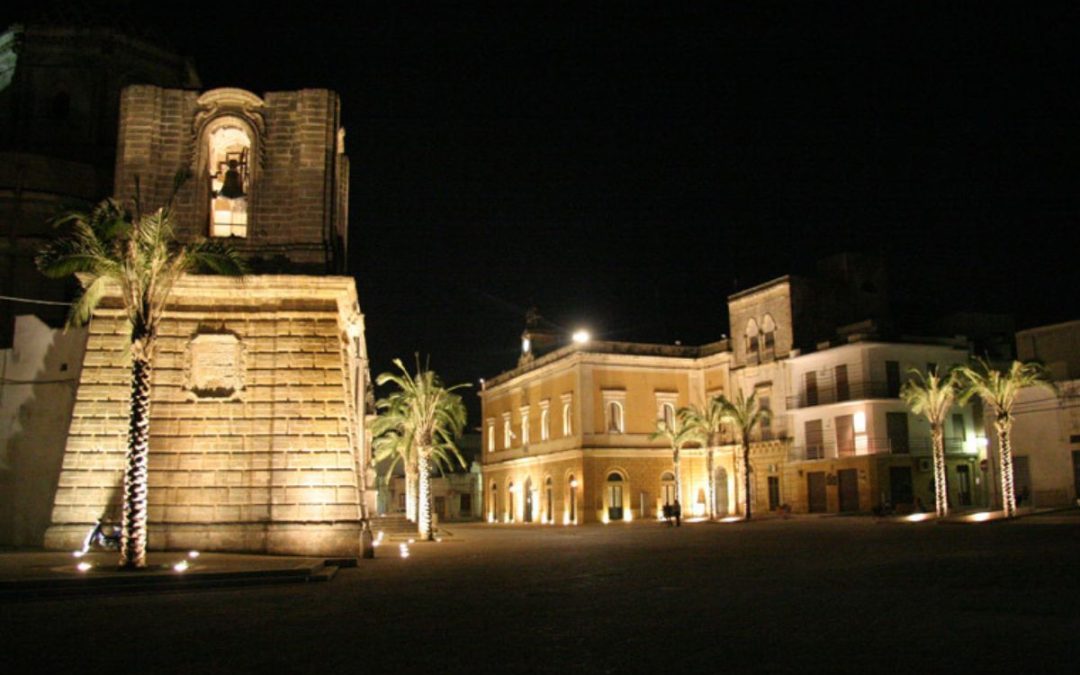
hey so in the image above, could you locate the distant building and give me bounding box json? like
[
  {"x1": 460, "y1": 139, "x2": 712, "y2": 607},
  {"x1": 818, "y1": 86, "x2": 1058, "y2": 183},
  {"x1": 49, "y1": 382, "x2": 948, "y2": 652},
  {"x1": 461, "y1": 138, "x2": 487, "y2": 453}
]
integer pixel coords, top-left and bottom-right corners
[
  {"x1": 480, "y1": 260, "x2": 994, "y2": 522},
  {"x1": 997, "y1": 320, "x2": 1080, "y2": 508}
]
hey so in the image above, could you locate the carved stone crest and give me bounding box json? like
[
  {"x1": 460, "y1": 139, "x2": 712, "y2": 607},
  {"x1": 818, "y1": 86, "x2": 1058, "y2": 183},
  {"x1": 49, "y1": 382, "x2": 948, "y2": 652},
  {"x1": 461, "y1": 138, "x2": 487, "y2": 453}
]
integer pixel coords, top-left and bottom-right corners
[{"x1": 183, "y1": 331, "x2": 246, "y2": 400}]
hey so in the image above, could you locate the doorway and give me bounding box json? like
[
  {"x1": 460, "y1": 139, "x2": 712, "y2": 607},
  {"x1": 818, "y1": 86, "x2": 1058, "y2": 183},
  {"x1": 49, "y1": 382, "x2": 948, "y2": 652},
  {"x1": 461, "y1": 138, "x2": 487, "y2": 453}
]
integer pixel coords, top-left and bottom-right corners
[
  {"x1": 714, "y1": 468, "x2": 728, "y2": 516},
  {"x1": 838, "y1": 468, "x2": 858, "y2": 512},
  {"x1": 836, "y1": 415, "x2": 855, "y2": 457},
  {"x1": 956, "y1": 464, "x2": 973, "y2": 506},
  {"x1": 523, "y1": 477, "x2": 533, "y2": 523},
  {"x1": 768, "y1": 476, "x2": 781, "y2": 511},
  {"x1": 1013, "y1": 455, "x2": 1032, "y2": 507},
  {"x1": 607, "y1": 472, "x2": 624, "y2": 521},
  {"x1": 889, "y1": 466, "x2": 914, "y2": 509},
  {"x1": 807, "y1": 472, "x2": 827, "y2": 513}
]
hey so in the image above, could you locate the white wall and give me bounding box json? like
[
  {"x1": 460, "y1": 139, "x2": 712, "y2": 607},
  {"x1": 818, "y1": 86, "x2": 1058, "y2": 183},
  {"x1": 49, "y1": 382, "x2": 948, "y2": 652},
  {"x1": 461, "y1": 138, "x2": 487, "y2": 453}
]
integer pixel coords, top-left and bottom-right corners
[
  {"x1": 1007, "y1": 380, "x2": 1080, "y2": 507},
  {"x1": 0, "y1": 315, "x2": 87, "y2": 546}
]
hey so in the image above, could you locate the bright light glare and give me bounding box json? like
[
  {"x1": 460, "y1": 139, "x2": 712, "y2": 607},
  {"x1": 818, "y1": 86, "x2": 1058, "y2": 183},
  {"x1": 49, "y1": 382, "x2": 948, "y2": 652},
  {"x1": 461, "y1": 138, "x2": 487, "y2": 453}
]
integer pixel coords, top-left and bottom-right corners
[
  {"x1": 72, "y1": 550, "x2": 85, "y2": 558},
  {"x1": 906, "y1": 513, "x2": 932, "y2": 522},
  {"x1": 720, "y1": 517, "x2": 741, "y2": 523},
  {"x1": 188, "y1": 550, "x2": 200, "y2": 558},
  {"x1": 173, "y1": 560, "x2": 189, "y2": 572},
  {"x1": 572, "y1": 329, "x2": 590, "y2": 344},
  {"x1": 969, "y1": 511, "x2": 993, "y2": 522},
  {"x1": 77, "y1": 561, "x2": 92, "y2": 572}
]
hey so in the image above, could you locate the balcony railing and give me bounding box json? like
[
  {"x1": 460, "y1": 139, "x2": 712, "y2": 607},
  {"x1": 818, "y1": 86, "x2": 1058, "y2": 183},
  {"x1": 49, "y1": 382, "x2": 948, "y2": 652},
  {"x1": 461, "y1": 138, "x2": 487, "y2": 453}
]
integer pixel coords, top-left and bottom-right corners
[
  {"x1": 789, "y1": 436, "x2": 973, "y2": 461},
  {"x1": 785, "y1": 380, "x2": 898, "y2": 409}
]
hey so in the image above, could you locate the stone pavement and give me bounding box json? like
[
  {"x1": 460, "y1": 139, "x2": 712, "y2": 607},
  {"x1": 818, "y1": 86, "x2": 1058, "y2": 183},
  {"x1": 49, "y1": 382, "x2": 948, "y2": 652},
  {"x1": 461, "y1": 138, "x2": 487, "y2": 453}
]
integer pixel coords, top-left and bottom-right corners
[
  {"x1": 3, "y1": 513, "x2": 1079, "y2": 673},
  {"x1": 0, "y1": 550, "x2": 346, "y2": 600}
]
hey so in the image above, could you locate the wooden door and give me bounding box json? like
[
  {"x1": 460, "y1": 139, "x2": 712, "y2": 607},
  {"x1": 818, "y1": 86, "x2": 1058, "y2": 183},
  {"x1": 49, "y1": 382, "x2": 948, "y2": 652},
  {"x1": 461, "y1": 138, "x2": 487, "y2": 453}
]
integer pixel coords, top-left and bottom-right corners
[
  {"x1": 807, "y1": 472, "x2": 827, "y2": 513},
  {"x1": 838, "y1": 469, "x2": 858, "y2": 512}
]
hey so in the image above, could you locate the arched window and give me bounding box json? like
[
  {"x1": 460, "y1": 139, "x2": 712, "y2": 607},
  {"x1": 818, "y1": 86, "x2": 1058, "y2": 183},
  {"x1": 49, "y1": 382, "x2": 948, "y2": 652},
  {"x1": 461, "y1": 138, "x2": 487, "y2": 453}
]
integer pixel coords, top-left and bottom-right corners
[
  {"x1": 745, "y1": 318, "x2": 760, "y2": 361},
  {"x1": 607, "y1": 401, "x2": 624, "y2": 434},
  {"x1": 207, "y1": 121, "x2": 252, "y2": 238},
  {"x1": 567, "y1": 474, "x2": 578, "y2": 524},
  {"x1": 562, "y1": 401, "x2": 573, "y2": 436},
  {"x1": 507, "y1": 481, "x2": 515, "y2": 523},
  {"x1": 490, "y1": 481, "x2": 498, "y2": 522},
  {"x1": 486, "y1": 421, "x2": 495, "y2": 452},
  {"x1": 761, "y1": 314, "x2": 777, "y2": 360},
  {"x1": 540, "y1": 406, "x2": 550, "y2": 441},
  {"x1": 502, "y1": 413, "x2": 512, "y2": 449}
]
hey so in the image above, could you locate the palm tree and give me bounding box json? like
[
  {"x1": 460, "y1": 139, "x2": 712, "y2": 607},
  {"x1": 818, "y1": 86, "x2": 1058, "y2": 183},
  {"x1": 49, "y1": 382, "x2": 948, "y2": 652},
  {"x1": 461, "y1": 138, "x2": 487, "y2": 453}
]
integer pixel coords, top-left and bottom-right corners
[
  {"x1": 649, "y1": 414, "x2": 702, "y2": 513},
  {"x1": 374, "y1": 358, "x2": 468, "y2": 540},
  {"x1": 715, "y1": 390, "x2": 771, "y2": 521},
  {"x1": 680, "y1": 400, "x2": 728, "y2": 519},
  {"x1": 36, "y1": 177, "x2": 245, "y2": 569},
  {"x1": 957, "y1": 359, "x2": 1054, "y2": 517},
  {"x1": 901, "y1": 367, "x2": 960, "y2": 518}
]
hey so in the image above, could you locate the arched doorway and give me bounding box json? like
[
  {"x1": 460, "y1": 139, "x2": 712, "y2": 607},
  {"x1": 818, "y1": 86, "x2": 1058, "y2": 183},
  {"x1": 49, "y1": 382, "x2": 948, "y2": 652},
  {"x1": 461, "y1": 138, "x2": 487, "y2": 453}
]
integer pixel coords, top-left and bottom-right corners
[
  {"x1": 568, "y1": 475, "x2": 578, "y2": 524},
  {"x1": 661, "y1": 471, "x2": 676, "y2": 507},
  {"x1": 507, "y1": 481, "x2": 515, "y2": 523},
  {"x1": 523, "y1": 476, "x2": 534, "y2": 523},
  {"x1": 545, "y1": 477, "x2": 553, "y2": 523},
  {"x1": 490, "y1": 481, "x2": 498, "y2": 522},
  {"x1": 606, "y1": 472, "x2": 625, "y2": 521},
  {"x1": 715, "y1": 468, "x2": 729, "y2": 517}
]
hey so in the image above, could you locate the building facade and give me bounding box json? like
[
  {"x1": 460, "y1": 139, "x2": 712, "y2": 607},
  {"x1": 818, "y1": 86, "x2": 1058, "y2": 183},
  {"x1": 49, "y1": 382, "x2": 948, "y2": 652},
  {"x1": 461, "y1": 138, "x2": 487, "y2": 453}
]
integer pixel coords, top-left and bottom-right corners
[
  {"x1": 481, "y1": 265, "x2": 993, "y2": 522},
  {"x1": 997, "y1": 320, "x2": 1080, "y2": 508}
]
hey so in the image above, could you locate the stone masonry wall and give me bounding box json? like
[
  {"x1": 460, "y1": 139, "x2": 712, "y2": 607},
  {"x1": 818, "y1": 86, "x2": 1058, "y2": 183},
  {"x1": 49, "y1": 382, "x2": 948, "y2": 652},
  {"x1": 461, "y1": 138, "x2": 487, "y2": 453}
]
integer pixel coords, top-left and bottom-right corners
[{"x1": 44, "y1": 275, "x2": 368, "y2": 556}]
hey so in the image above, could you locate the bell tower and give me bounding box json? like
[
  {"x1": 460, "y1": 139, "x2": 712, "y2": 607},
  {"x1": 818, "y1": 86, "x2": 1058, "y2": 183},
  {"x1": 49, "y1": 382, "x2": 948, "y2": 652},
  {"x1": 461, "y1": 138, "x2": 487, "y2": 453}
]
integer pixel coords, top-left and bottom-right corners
[{"x1": 114, "y1": 85, "x2": 349, "y2": 274}]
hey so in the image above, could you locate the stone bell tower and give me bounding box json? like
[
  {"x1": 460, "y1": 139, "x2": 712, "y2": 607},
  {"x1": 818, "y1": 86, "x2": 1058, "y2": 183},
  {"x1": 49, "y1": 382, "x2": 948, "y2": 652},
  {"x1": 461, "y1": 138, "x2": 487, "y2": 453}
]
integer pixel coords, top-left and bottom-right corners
[
  {"x1": 113, "y1": 85, "x2": 350, "y2": 273},
  {"x1": 45, "y1": 86, "x2": 372, "y2": 557}
]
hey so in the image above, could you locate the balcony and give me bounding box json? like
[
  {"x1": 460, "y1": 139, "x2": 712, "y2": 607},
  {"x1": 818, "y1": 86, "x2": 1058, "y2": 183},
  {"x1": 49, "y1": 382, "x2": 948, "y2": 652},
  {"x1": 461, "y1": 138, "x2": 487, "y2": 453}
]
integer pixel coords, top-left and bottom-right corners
[
  {"x1": 790, "y1": 436, "x2": 927, "y2": 461},
  {"x1": 785, "y1": 380, "x2": 898, "y2": 410}
]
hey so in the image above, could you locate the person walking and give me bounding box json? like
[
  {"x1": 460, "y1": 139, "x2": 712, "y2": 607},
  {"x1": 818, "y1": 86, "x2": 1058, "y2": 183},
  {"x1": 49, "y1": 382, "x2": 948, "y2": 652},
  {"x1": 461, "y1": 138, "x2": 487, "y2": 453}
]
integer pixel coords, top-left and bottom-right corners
[{"x1": 673, "y1": 499, "x2": 682, "y2": 527}]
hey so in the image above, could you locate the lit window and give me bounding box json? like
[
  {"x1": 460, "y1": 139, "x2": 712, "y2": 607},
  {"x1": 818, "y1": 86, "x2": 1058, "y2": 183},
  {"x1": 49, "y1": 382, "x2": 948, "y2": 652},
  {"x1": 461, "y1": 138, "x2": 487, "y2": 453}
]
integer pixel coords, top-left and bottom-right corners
[
  {"x1": 486, "y1": 420, "x2": 495, "y2": 452},
  {"x1": 520, "y1": 406, "x2": 530, "y2": 445},
  {"x1": 745, "y1": 318, "x2": 760, "y2": 362},
  {"x1": 540, "y1": 401, "x2": 550, "y2": 441},
  {"x1": 561, "y1": 393, "x2": 573, "y2": 436},
  {"x1": 502, "y1": 413, "x2": 512, "y2": 449},
  {"x1": 207, "y1": 122, "x2": 251, "y2": 238},
  {"x1": 607, "y1": 401, "x2": 624, "y2": 434}
]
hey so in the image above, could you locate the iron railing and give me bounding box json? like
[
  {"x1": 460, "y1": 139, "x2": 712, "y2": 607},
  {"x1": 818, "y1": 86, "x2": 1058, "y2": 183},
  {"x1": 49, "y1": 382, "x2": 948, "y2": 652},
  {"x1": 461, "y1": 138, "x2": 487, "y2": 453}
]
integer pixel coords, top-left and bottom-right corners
[{"x1": 785, "y1": 380, "x2": 899, "y2": 409}]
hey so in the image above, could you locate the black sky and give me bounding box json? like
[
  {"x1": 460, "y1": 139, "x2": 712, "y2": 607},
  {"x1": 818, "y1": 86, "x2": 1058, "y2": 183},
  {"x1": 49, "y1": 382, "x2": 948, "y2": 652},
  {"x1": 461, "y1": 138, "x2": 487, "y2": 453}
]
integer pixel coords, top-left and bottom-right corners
[{"x1": 7, "y1": 1, "x2": 1079, "y2": 423}]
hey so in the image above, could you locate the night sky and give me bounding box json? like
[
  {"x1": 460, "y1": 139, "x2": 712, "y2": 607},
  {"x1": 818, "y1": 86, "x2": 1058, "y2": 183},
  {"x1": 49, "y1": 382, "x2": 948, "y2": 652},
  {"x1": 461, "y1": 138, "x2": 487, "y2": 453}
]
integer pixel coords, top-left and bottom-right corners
[{"x1": 7, "y1": 1, "x2": 1080, "y2": 423}]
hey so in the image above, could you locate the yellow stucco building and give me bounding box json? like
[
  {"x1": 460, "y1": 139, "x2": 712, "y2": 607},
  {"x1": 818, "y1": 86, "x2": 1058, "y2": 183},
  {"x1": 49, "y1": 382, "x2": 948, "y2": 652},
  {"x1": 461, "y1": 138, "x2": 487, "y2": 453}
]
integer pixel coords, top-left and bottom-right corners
[{"x1": 481, "y1": 256, "x2": 992, "y2": 524}]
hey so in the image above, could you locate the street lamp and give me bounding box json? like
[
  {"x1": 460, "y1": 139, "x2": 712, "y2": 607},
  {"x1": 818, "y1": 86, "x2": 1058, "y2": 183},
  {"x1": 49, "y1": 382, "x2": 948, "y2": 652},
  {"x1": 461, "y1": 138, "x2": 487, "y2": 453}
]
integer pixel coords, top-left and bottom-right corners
[{"x1": 572, "y1": 329, "x2": 590, "y2": 344}]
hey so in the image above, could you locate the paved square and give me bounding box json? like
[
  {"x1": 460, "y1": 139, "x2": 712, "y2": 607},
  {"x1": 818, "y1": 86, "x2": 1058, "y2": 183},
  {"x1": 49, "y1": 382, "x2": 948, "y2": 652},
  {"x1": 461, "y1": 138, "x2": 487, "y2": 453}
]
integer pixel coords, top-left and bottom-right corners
[{"x1": 5, "y1": 516, "x2": 1079, "y2": 673}]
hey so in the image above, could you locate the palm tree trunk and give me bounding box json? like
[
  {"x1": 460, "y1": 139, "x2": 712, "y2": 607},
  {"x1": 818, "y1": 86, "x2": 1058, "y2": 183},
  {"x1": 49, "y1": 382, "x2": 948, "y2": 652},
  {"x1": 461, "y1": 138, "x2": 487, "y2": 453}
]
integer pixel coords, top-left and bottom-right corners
[
  {"x1": 931, "y1": 424, "x2": 948, "y2": 518},
  {"x1": 742, "y1": 439, "x2": 752, "y2": 521},
  {"x1": 706, "y1": 447, "x2": 715, "y2": 520},
  {"x1": 417, "y1": 450, "x2": 434, "y2": 540},
  {"x1": 119, "y1": 350, "x2": 152, "y2": 569},
  {"x1": 997, "y1": 418, "x2": 1017, "y2": 518},
  {"x1": 405, "y1": 467, "x2": 418, "y2": 522}
]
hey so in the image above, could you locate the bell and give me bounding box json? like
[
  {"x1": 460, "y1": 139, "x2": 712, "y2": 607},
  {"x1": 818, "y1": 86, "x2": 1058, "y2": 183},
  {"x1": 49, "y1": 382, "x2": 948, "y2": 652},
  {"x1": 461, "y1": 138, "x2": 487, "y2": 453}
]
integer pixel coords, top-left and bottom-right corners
[{"x1": 218, "y1": 159, "x2": 245, "y2": 199}]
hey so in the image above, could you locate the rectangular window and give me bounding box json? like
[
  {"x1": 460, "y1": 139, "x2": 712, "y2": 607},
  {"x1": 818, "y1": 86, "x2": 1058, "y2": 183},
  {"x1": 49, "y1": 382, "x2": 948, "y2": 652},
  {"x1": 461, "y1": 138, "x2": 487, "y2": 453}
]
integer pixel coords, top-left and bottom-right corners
[
  {"x1": 836, "y1": 414, "x2": 855, "y2": 457},
  {"x1": 805, "y1": 371, "x2": 819, "y2": 407},
  {"x1": 885, "y1": 361, "x2": 901, "y2": 397},
  {"x1": 520, "y1": 406, "x2": 530, "y2": 445},
  {"x1": 835, "y1": 364, "x2": 849, "y2": 402},
  {"x1": 487, "y1": 422, "x2": 495, "y2": 452},
  {"x1": 887, "y1": 412, "x2": 909, "y2": 453},
  {"x1": 502, "y1": 413, "x2": 512, "y2": 449},
  {"x1": 805, "y1": 419, "x2": 824, "y2": 460}
]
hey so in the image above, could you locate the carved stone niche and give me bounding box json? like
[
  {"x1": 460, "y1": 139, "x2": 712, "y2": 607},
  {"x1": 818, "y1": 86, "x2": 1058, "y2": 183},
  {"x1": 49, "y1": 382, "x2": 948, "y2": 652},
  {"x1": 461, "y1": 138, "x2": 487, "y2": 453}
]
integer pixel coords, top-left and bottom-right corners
[{"x1": 183, "y1": 330, "x2": 247, "y2": 401}]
